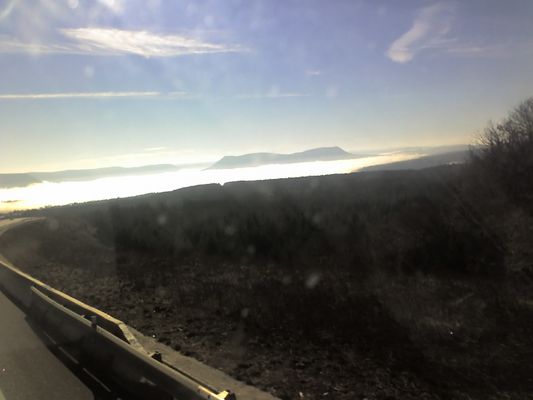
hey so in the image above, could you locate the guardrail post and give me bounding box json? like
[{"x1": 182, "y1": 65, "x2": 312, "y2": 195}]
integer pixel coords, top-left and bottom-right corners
[{"x1": 151, "y1": 351, "x2": 163, "y2": 362}]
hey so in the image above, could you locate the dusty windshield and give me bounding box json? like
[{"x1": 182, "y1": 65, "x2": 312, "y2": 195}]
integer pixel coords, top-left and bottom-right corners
[{"x1": 1, "y1": 1, "x2": 533, "y2": 400}]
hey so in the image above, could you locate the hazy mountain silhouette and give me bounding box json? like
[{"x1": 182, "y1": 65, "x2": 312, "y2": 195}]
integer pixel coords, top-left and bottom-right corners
[
  {"x1": 360, "y1": 150, "x2": 468, "y2": 172},
  {"x1": 0, "y1": 174, "x2": 41, "y2": 189},
  {"x1": 372, "y1": 144, "x2": 468, "y2": 155},
  {"x1": 207, "y1": 146, "x2": 360, "y2": 170},
  {"x1": 0, "y1": 163, "x2": 208, "y2": 189}
]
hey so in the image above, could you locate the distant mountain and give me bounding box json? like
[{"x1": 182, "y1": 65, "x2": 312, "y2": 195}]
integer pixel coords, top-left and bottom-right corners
[
  {"x1": 352, "y1": 144, "x2": 470, "y2": 157},
  {"x1": 32, "y1": 164, "x2": 182, "y2": 182},
  {"x1": 0, "y1": 174, "x2": 41, "y2": 189},
  {"x1": 359, "y1": 150, "x2": 469, "y2": 172},
  {"x1": 208, "y1": 147, "x2": 360, "y2": 170},
  {"x1": 415, "y1": 144, "x2": 470, "y2": 155},
  {"x1": 0, "y1": 163, "x2": 208, "y2": 189}
]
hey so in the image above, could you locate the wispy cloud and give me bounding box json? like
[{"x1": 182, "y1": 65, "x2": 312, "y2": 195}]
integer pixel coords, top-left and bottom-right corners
[
  {"x1": 61, "y1": 28, "x2": 243, "y2": 57},
  {"x1": 442, "y1": 43, "x2": 514, "y2": 58},
  {"x1": 0, "y1": 28, "x2": 245, "y2": 57},
  {"x1": 236, "y1": 91, "x2": 308, "y2": 99},
  {"x1": 386, "y1": 3, "x2": 453, "y2": 63},
  {"x1": 0, "y1": 0, "x2": 19, "y2": 21},
  {"x1": 0, "y1": 36, "x2": 72, "y2": 54},
  {"x1": 0, "y1": 91, "x2": 190, "y2": 100},
  {"x1": 305, "y1": 70, "x2": 322, "y2": 76}
]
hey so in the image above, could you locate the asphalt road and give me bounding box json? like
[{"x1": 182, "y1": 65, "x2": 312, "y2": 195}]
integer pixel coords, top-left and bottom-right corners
[
  {"x1": 0, "y1": 218, "x2": 93, "y2": 400},
  {"x1": 0, "y1": 290, "x2": 94, "y2": 400}
]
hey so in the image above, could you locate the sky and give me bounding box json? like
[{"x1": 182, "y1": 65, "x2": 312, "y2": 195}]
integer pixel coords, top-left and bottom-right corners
[{"x1": 1, "y1": 0, "x2": 533, "y2": 173}]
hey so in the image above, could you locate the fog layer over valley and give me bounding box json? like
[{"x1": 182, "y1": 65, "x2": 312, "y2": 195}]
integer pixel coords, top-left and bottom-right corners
[{"x1": 1, "y1": 149, "x2": 429, "y2": 213}]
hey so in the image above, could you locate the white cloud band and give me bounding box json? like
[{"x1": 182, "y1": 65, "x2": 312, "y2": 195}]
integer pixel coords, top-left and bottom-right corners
[
  {"x1": 0, "y1": 91, "x2": 187, "y2": 100},
  {"x1": 61, "y1": 28, "x2": 242, "y2": 57},
  {"x1": 0, "y1": 28, "x2": 244, "y2": 57}
]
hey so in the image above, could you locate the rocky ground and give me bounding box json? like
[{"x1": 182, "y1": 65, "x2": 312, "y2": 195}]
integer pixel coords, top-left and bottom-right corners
[
  {"x1": 1, "y1": 218, "x2": 532, "y2": 399},
  {"x1": 14, "y1": 262, "x2": 443, "y2": 400}
]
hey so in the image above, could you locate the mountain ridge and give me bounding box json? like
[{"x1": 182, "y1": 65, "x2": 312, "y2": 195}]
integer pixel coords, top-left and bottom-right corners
[
  {"x1": 359, "y1": 150, "x2": 468, "y2": 172},
  {"x1": 0, "y1": 163, "x2": 208, "y2": 189},
  {"x1": 207, "y1": 146, "x2": 360, "y2": 170}
]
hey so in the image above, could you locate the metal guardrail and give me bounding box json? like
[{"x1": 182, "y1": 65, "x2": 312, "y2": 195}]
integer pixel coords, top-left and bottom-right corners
[
  {"x1": 0, "y1": 260, "x2": 236, "y2": 400},
  {"x1": 0, "y1": 260, "x2": 141, "y2": 343},
  {"x1": 30, "y1": 287, "x2": 233, "y2": 400}
]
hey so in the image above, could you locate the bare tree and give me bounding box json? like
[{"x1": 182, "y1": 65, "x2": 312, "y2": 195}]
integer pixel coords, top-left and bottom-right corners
[{"x1": 474, "y1": 97, "x2": 533, "y2": 210}]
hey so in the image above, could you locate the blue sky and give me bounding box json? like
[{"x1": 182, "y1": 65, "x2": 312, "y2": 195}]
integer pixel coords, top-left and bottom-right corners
[{"x1": 1, "y1": 0, "x2": 533, "y2": 172}]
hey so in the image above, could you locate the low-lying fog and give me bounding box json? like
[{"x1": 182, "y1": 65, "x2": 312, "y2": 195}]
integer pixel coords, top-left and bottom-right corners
[{"x1": 0, "y1": 152, "x2": 419, "y2": 213}]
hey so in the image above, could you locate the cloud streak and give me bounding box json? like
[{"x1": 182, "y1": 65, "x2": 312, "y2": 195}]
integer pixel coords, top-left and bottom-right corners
[
  {"x1": 0, "y1": 91, "x2": 189, "y2": 100},
  {"x1": 0, "y1": 0, "x2": 19, "y2": 21},
  {"x1": 61, "y1": 28, "x2": 243, "y2": 57},
  {"x1": 386, "y1": 3, "x2": 453, "y2": 63},
  {"x1": 0, "y1": 28, "x2": 245, "y2": 57},
  {"x1": 0, "y1": 36, "x2": 73, "y2": 54},
  {"x1": 236, "y1": 92, "x2": 308, "y2": 99}
]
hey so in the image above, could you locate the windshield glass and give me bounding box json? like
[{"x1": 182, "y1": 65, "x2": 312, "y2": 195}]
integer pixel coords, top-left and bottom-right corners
[{"x1": 1, "y1": 1, "x2": 533, "y2": 400}]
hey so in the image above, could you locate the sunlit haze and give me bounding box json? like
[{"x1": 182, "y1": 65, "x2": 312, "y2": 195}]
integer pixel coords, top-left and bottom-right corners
[{"x1": 0, "y1": 152, "x2": 420, "y2": 212}]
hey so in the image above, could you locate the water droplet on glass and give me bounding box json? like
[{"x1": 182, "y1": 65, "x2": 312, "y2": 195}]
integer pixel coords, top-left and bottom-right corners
[
  {"x1": 157, "y1": 214, "x2": 167, "y2": 226},
  {"x1": 305, "y1": 273, "x2": 321, "y2": 289}
]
